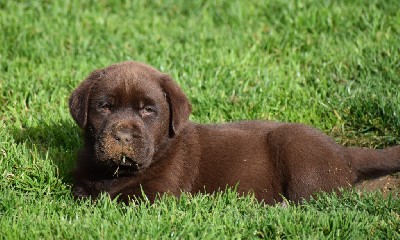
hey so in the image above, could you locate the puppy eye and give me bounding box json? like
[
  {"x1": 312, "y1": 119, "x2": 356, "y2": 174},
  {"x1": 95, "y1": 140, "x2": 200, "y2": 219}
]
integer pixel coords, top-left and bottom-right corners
[
  {"x1": 99, "y1": 103, "x2": 113, "y2": 112},
  {"x1": 139, "y1": 106, "x2": 156, "y2": 117},
  {"x1": 144, "y1": 106, "x2": 154, "y2": 112}
]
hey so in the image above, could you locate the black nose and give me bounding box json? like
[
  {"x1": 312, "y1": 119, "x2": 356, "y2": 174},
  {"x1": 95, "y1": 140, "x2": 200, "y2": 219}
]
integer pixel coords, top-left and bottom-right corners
[{"x1": 113, "y1": 128, "x2": 133, "y2": 144}]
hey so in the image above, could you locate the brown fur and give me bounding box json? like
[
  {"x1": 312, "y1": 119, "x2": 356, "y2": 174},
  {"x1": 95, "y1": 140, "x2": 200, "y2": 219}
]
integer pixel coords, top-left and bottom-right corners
[{"x1": 70, "y1": 61, "x2": 400, "y2": 204}]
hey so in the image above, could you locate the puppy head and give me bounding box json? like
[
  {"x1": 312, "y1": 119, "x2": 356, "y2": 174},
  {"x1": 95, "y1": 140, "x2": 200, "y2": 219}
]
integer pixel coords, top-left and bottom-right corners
[{"x1": 69, "y1": 61, "x2": 191, "y2": 175}]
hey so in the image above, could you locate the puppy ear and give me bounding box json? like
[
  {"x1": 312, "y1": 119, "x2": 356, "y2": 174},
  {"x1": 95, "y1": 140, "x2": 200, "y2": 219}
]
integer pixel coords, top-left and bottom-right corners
[
  {"x1": 160, "y1": 75, "x2": 192, "y2": 137},
  {"x1": 69, "y1": 70, "x2": 102, "y2": 129}
]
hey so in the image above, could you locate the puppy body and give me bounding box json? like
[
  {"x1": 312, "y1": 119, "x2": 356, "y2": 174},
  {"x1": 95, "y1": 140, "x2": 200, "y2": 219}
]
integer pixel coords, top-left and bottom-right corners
[{"x1": 70, "y1": 61, "x2": 400, "y2": 204}]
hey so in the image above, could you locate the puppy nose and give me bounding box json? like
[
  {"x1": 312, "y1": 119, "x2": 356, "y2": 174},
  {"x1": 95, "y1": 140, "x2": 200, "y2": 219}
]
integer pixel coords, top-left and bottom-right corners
[{"x1": 113, "y1": 128, "x2": 133, "y2": 144}]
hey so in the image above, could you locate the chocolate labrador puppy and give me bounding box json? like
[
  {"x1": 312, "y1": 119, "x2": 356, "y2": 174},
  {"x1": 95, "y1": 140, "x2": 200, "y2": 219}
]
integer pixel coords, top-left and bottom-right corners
[{"x1": 70, "y1": 61, "x2": 400, "y2": 204}]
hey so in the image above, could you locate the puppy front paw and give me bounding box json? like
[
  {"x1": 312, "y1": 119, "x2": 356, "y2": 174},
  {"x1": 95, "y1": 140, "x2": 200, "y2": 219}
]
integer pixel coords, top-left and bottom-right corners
[
  {"x1": 72, "y1": 179, "x2": 112, "y2": 200},
  {"x1": 72, "y1": 184, "x2": 92, "y2": 199}
]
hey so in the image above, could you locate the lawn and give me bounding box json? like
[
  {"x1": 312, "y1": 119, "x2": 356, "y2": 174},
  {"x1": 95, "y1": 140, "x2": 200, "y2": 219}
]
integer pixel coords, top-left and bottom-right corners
[{"x1": 1, "y1": 0, "x2": 399, "y2": 238}]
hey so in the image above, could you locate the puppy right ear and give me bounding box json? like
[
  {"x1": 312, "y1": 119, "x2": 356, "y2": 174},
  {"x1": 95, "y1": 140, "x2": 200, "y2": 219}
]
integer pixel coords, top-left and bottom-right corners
[{"x1": 69, "y1": 70, "x2": 102, "y2": 129}]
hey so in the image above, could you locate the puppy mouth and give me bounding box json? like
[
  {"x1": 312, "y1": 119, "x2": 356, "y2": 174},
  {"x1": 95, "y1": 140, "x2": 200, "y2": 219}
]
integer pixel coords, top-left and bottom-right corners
[
  {"x1": 117, "y1": 154, "x2": 139, "y2": 168},
  {"x1": 109, "y1": 154, "x2": 141, "y2": 177},
  {"x1": 93, "y1": 136, "x2": 154, "y2": 176}
]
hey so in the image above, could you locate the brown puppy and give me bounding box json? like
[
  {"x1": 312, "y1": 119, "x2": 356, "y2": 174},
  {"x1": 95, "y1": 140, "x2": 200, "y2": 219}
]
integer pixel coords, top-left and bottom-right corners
[{"x1": 70, "y1": 61, "x2": 400, "y2": 204}]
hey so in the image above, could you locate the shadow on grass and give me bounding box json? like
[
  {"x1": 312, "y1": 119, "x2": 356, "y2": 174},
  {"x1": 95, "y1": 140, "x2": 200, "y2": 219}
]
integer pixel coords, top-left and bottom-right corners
[{"x1": 10, "y1": 119, "x2": 83, "y2": 184}]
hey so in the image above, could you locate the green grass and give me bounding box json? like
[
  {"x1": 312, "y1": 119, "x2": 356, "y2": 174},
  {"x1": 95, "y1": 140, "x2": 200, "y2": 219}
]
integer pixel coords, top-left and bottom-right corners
[{"x1": 1, "y1": 0, "x2": 399, "y2": 238}]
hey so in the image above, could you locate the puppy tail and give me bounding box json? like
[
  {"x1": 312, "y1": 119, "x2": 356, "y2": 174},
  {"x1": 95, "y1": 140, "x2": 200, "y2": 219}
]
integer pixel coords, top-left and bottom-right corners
[{"x1": 347, "y1": 145, "x2": 400, "y2": 182}]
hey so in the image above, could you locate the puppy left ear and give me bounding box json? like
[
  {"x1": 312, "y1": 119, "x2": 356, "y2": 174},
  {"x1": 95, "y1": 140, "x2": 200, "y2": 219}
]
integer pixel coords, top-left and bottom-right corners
[
  {"x1": 69, "y1": 70, "x2": 102, "y2": 129},
  {"x1": 160, "y1": 75, "x2": 192, "y2": 137}
]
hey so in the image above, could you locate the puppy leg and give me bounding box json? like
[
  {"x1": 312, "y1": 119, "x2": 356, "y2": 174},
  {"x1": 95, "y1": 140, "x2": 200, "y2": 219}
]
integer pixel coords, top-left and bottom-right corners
[{"x1": 268, "y1": 124, "x2": 358, "y2": 202}]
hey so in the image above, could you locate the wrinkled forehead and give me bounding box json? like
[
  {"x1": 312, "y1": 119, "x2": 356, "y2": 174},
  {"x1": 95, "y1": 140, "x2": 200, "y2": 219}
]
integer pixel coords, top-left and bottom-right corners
[{"x1": 93, "y1": 64, "x2": 165, "y2": 100}]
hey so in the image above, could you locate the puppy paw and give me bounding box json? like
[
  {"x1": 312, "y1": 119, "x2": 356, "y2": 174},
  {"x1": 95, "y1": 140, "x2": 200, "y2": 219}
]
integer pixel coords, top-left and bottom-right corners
[{"x1": 72, "y1": 185, "x2": 92, "y2": 199}]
